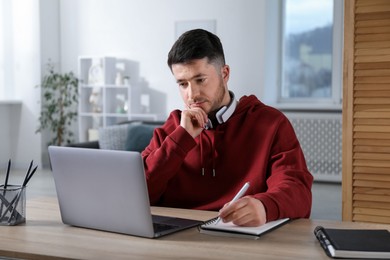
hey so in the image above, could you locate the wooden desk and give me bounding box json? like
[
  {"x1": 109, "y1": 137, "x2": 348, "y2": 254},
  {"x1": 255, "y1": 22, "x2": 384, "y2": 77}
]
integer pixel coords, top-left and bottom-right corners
[{"x1": 0, "y1": 197, "x2": 389, "y2": 260}]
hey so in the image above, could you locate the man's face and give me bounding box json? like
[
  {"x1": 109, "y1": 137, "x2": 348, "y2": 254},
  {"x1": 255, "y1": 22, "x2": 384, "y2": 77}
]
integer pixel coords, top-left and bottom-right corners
[{"x1": 171, "y1": 58, "x2": 230, "y2": 115}]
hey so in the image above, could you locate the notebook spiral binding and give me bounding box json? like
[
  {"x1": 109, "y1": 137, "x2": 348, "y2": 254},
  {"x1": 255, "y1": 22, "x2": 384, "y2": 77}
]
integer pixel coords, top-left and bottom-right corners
[
  {"x1": 197, "y1": 217, "x2": 219, "y2": 231},
  {"x1": 204, "y1": 217, "x2": 219, "y2": 225}
]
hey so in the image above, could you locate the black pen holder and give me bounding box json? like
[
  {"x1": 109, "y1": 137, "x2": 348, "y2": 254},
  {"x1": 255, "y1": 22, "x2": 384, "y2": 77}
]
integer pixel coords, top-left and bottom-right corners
[{"x1": 0, "y1": 185, "x2": 26, "y2": 225}]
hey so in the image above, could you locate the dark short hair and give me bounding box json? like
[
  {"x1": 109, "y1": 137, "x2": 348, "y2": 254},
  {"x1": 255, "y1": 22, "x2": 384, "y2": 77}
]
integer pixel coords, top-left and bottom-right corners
[{"x1": 167, "y1": 29, "x2": 225, "y2": 69}]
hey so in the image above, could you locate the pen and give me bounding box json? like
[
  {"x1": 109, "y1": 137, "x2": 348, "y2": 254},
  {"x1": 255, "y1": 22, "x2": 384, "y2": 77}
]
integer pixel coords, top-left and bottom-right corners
[
  {"x1": 0, "y1": 159, "x2": 11, "y2": 216},
  {"x1": 4, "y1": 159, "x2": 11, "y2": 188},
  {"x1": 23, "y1": 161, "x2": 36, "y2": 187},
  {"x1": 214, "y1": 182, "x2": 250, "y2": 225}
]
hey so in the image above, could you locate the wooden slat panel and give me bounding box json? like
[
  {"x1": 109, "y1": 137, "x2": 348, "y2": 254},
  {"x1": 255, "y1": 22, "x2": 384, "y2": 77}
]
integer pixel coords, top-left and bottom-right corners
[
  {"x1": 354, "y1": 104, "x2": 390, "y2": 112},
  {"x1": 355, "y1": 33, "x2": 390, "y2": 42},
  {"x1": 354, "y1": 145, "x2": 390, "y2": 153},
  {"x1": 344, "y1": 0, "x2": 390, "y2": 224},
  {"x1": 356, "y1": 0, "x2": 390, "y2": 6},
  {"x1": 354, "y1": 111, "x2": 390, "y2": 118},
  {"x1": 355, "y1": 41, "x2": 390, "y2": 48},
  {"x1": 354, "y1": 76, "x2": 390, "y2": 83},
  {"x1": 354, "y1": 132, "x2": 390, "y2": 139},
  {"x1": 354, "y1": 98, "x2": 390, "y2": 104},
  {"x1": 353, "y1": 207, "x2": 390, "y2": 217},
  {"x1": 354, "y1": 91, "x2": 390, "y2": 97},
  {"x1": 356, "y1": 11, "x2": 390, "y2": 21},
  {"x1": 356, "y1": 5, "x2": 390, "y2": 13},
  {"x1": 355, "y1": 52, "x2": 390, "y2": 63},
  {"x1": 355, "y1": 55, "x2": 390, "y2": 63},
  {"x1": 355, "y1": 62, "x2": 390, "y2": 69},
  {"x1": 354, "y1": 152, "x2": 390, "y2": 160},
  {"x1": 353, "y1": 214, "x2": 390, "y2": 224},
  {"x1": 355, "y1": 68, "x2": 390, "y2": 76},
  {"x1": 356, "y1": 19, "x2": 390, "y2": 28},
  {"x1": 354, "y1": 187, "x2": 390, "y2": 195},
  {"x1": 356, "y1": 26, "x2": 390, "y2": 34},
  {"x1": 354, "y1": 159, "x2": 390, "y2": 167},
  {"x1": 353, "y1": 193, "x2": 390, "y2": 202},
  {"x1": 356, "y1": 140, "x2": 390, "y2": 148},
  {"x1": 354, "y1": 201, "x2": 390, "y2": 210},
  {"x1": 354, "y1": 135, "x2": 390, "y2": 143},
  {"x1": 355, "y1": 166, "x2": 390, "y2": 174},
  {"x1": 354, "y1": 125, "x2": 390, "y2": 132},
  {"x1": 354, "y1": 173, "x2": 390, "y2": 181},
  {"x1": 355, "y1": 84, "x2": 390, "y2": 90},
  {"x1": 354, "y1": 180, "x2": 390, "y2": 188},
  {"x1": 354, "y1": 118, "x2": 390, "y2": 125}
]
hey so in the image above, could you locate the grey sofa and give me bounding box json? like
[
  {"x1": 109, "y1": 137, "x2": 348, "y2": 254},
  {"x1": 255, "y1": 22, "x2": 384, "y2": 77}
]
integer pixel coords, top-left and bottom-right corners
[{"x1": 68, "y1": 120, "x2": 164, "y2": 152}]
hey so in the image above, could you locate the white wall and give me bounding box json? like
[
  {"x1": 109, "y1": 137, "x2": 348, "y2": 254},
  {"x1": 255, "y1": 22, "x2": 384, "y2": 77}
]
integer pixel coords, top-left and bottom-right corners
[
  {"x1": 39, "y1": 0, "x2": 61, "y2": 167},
  {"x1": 59, "y1": 0, "x2": 267, "y2": 117}
]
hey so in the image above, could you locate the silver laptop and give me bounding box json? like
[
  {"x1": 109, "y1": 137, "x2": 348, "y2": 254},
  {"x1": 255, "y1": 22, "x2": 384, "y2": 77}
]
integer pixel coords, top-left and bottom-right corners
[{"x1": 48, "y1": 146, "x2": 202, "y2": 238}]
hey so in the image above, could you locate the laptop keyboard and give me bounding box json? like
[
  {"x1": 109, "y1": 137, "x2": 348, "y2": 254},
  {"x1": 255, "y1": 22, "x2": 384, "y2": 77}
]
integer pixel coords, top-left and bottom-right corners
[{"x1": 153, "y1": 222, "x2": 178, "y2": 233}]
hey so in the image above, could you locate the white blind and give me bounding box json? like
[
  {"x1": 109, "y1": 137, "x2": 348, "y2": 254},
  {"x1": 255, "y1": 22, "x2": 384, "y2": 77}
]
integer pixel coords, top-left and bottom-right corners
[
  {"x1": 0, "y1": 0, "x2": 15, "y2": 100},
  {"x1": 0, "y1": 0, "x2": 4, "y2": 99},
  {"x1": 0, "y1": 0, "x2": 40, "y2": 101}
]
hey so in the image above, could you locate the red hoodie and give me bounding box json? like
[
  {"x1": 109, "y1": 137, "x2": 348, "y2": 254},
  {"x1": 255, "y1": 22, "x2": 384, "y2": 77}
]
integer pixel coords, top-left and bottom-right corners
[{"x1": 142, "y1": 95, "x2": 313, "y2": 221}]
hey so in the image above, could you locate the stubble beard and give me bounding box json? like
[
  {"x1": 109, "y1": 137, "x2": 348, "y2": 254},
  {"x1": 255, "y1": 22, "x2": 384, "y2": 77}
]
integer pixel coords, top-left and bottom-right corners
[{"x1": 208, "y1": 77, "x2": 227, "y2": 116}]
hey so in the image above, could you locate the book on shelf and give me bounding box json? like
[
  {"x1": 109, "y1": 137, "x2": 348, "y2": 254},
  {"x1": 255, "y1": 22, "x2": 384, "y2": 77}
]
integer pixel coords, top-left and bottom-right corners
[
  {"x1": 314, "y1": 226, "x2": 390, "y2": 259},
  {"x1": 199, "y1": 217, "x2": 289, "y2": 240}
]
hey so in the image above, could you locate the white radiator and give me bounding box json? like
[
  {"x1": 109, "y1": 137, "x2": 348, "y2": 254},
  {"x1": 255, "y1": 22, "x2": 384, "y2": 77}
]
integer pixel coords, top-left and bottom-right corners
[{"x1": 284, "y1": 112, "x2": 342, "y2": 182}]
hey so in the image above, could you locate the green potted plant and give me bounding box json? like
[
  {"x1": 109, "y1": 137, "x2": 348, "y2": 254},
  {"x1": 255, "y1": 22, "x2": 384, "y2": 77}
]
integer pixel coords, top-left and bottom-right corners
[{"x1": 36, "y1": 63, "x2": 79, "y2": 146}]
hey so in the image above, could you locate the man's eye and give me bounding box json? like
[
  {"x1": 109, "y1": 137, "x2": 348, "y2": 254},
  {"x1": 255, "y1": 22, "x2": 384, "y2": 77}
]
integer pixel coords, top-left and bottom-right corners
[
  {"x1": 197, "y1": 78, "x2": 206, "y2": 84},
  {"x1": 179, "y1": 82, "x2": 188, "y2": 88}
]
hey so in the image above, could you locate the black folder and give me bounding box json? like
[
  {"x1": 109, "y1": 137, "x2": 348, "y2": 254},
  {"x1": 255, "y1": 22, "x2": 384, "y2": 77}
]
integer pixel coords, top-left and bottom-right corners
[{"x1": 314, "y1": 226, "x2": 390, "y2": 259}]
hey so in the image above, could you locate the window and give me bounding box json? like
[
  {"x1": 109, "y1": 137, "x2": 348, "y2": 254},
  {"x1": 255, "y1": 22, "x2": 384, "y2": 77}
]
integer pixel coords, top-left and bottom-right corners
[{"x1": 279, "y1": 0, "x2": 343, "y2": 105}]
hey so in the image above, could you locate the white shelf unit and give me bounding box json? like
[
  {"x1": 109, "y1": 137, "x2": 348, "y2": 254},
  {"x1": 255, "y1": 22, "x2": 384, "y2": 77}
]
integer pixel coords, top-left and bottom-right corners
[{"x1": 78, "y1": 56, "x2": 156, "y2": 142}]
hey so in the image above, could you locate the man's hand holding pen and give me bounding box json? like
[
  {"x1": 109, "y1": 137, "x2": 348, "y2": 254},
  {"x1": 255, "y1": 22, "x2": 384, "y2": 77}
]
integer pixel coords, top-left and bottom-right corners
[
  {"x1": 215, "y1": 182, "x2": 267, "y2": 227},
  {"x1": 218, "y1": 197, "x2": 267, "y2": 227}
]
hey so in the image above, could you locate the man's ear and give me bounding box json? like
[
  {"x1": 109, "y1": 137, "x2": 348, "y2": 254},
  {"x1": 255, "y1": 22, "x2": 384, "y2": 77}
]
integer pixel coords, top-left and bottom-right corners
[{"x1": 222, "y1": 65, "x2": 230, "y2": 82}]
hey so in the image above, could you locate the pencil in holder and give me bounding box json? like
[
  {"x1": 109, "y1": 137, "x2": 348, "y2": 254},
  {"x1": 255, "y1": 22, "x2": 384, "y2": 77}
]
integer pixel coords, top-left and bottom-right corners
[{"x1": 0, "y1": 185, "x2": 26, "y2": 225}]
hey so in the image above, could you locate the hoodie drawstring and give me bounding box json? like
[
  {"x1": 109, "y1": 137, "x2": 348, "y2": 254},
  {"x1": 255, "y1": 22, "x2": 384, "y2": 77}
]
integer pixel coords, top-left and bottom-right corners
[{"x1": 200, "y1": 131, "x2": 217, "y2": 177}]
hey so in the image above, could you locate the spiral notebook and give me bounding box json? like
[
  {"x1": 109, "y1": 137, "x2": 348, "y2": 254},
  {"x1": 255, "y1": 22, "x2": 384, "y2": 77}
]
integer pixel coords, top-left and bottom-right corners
[{"x1": 199, "y1": 217, "x2": 289, "y2": 240}]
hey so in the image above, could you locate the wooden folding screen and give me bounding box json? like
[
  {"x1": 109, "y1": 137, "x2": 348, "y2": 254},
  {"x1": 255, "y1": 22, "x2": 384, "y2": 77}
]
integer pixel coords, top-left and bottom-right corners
[{"x1": 343, "y1": 0, "x2": 390, "y2": 224}]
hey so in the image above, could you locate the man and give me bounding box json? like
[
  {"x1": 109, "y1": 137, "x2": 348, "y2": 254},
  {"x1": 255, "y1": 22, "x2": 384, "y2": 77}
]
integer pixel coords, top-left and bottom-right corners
[{"x1": 142, "y1": 29, "x2": 313, "y2": 227}]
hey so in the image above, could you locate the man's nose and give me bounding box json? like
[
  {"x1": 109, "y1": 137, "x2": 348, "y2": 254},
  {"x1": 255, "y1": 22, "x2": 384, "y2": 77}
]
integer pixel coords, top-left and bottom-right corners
[{"x1": 188, "y1": 83, "x2": 200, "y2": 99}]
